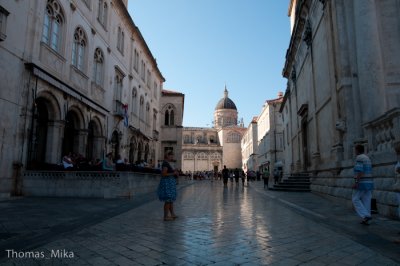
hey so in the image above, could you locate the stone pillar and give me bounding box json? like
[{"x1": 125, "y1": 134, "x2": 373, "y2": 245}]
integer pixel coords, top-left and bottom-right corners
[{"x1": 353, "y1": 0, "x2": 385, "y2": 123}]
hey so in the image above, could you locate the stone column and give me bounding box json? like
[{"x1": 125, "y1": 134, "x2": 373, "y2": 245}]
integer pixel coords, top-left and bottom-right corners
[{"x1": 353, "y1": 0, "x2": 385, "y2": 123}]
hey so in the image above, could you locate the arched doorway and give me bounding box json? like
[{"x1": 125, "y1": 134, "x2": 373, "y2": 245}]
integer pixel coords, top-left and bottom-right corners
[{"x1": 62, "y1": 111, "x2": 79, "y2": 156}]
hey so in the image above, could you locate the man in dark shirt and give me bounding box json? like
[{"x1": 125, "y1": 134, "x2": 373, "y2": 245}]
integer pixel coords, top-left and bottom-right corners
[{"x1": 222, "y1": 165, "x2": 229, "y2": 186}]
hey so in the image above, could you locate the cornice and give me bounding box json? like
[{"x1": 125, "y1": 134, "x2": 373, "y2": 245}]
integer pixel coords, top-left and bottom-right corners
[{"x1": 282, "y1": 0, "x2": 312, "y2": 78}]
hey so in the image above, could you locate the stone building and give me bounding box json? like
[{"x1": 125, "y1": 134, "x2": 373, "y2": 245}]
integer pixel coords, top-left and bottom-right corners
[
  {"x1": 256, "y1": 94, "x2": 284, "y2": 176},
  {"x1": 0, "y1": 0, "x2": 164, "y2": 197},
  {"x1": 160, "y1": 89, "x2": 184, "y2": 170},
  {"x1": 181, "y1": 87, "x2": 246, "y2": 173},
  {"x1": 241, "y1": 117, "x2": 258, "y2": 172},
  {"x1": 281, "y1": 0, "x2": 400, "y2": 217},
  {"x1": 241, "y1": 93, "x2": 284, "y2": 182}
]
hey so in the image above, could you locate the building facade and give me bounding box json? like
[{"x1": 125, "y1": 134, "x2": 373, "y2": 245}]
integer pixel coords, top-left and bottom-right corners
[
  {"x1": 256, "y1": 94, "x2": 284, "y2": 176},
  {"x1": 160, "y1": 89, "x2": 184, "y2": 170},
  {"x1": 281, "y1": 0, "x2": 400, "y2": 217},
  {"x1": 241, "y1": 117, "x2": 258, "y2": 173},
  {"x1": 181, "y1": 88, "x2": 246, "y2": 173},
  {"x1": 241, "y1": 93, "x2": 284, "y2": 182},
  {"x1": 0, "y1": 0, "x2": 164, "y2": 196}
]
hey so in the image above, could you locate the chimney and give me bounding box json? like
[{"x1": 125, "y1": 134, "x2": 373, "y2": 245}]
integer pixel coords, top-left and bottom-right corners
[{"x1": 278, "y1": 91, "x2": 283, "y2": 98}]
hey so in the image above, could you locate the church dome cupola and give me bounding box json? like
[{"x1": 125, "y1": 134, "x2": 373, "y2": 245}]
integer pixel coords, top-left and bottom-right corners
[
  {"x1": 215, "y1": 87, "x2": 237, "y2": 111},
  {"x1": 213, "y1": 86, "x2": 238, "y2": 129}
]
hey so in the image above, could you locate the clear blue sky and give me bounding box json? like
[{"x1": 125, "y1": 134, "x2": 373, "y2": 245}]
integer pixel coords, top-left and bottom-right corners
[{"x1": 128, "y1": 1, "x2": 291, "y2": 127}]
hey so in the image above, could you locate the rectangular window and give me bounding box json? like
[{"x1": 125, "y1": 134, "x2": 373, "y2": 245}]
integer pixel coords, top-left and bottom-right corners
[
  {"x1": 140, "y1": 60, "x2": 146, "y2": 81},
  {"x1": 41, "y1": 14, "x2": 50, "y2": 43},
  {"x1": 114, "y1": 71, "x2": 123, "y2": 102},
  {"x1": 117, "y1": 29, "x2": 124, "y2": 54},
  {"x1": 51, "y1": 21, "x2": 60, "y2": 51},
  {"x1": 133, "y1": 49, "x2": 139, "y2": 72},
  {"x1": 147, "y1": 70, "x2": 151, "y2": 87},
  {"x1": 153, "y1": 82, "x2": 158, "y2": 98}
]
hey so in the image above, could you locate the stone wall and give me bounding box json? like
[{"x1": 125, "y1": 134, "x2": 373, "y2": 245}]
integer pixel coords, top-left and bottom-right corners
[
  {"x1": 22, "y1": 171, "x2": 187, "y2": 199},
  {"x1": 311, "y1": 175, "x2": 399, "y2": 219}
]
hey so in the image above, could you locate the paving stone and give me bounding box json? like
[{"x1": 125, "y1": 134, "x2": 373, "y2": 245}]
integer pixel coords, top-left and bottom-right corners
[{"x1": 0, "y1": 181, "x2": 399, "y2": 265}]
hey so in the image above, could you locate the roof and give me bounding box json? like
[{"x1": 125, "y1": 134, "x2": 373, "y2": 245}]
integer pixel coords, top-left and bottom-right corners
[
  {"x1": 162, "y1": 89, "x2": 184, "y2": 96},
  {"x1": 214, "y1": 87, "x2": 237, "y2": 111}
]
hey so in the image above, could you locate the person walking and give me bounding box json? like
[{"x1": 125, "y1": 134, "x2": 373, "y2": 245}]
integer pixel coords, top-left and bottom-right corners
[
  {"x1": 157, "y1": 151, "x2": 179, "y2": 221},
  {"x1": 222, "y1": 165, "x2": 229, "y2": 186},
  {"x1": 234, "y1": 168, "x2": 240, "y2": 184},
  {"x1": 352, "y1": 144, "x2": 374, "y2": 225},
  {"x1": 263, "y1": 168, "x2": 270, "y2": 189}
]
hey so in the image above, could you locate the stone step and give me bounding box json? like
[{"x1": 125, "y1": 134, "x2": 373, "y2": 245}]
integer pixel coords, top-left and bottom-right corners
[
  {"x1": 269, "y1": 186, "x2": 311, "y2": 192},
  {"x1": 273, "y1": 184, "x2": 310, "y2": 189},
  {"x1": 283, "y1": 179, "x2": 310, "y2": 183},
  {"x1": 271, "y1": 174, "x2": 311, "y2": 192}
]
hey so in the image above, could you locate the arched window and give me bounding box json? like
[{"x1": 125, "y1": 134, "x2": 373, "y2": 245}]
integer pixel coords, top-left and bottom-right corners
[
  {"x1": 117, "y1": 26, "x2": 124, "y2": 54},
  {"x1": 227, "y1": 132, "x2": 241, "y2": 143},
  {"x1": 146, "y1": 102, "x2": 150, "y2": 125},
  {"x1": 170, "y1": 110, "x2": 174, "y2": 125},
  {"x1": 210, "y1": 152, "x2": 221, "y2": 160},
  {"x1": 184, "y1": 152, "x2": 194, "y2": 160},
  {"x1": 196, "y1": 152, "x2": 207, "y2": 160},
  {"x1": 164, "y1": 104, "x2": 175, "y2": 126},
  {"x1": 139, "y1": 96, "x2": 144, "y2": 120},
  {"x1": 97, "y1": 0, "x2": 108, "y2": 27},
  {"x1": 183, "y1": 135, "x2": 190, "y2": 144},
  {"x1": 196, "y1": 135, "x2": 202, "y2": 144},
  {"x1": 153, "y1": 111, "x2": 157, "y2": 132},
  {"x1": 42, "y1": 0, "x2": 64, "y2": 52},
  {"x1": 209, "y1": 135, "x2": 215, "y2": 144},
  {"x1": 164, "y1": 110, "x2": 169, "y2": 126},
  {"x1": 114, "y1": 70, "x2": 123, "y2": 102},
  {"x1": 72, "y1": 27, "x2": 87, "y2": 71},
  {"x1": 131, "y1": 87, "x2": 137, "y2": 117},
  {"x1": 93, "y1": 48, "x2": 104, "y2": 86}
]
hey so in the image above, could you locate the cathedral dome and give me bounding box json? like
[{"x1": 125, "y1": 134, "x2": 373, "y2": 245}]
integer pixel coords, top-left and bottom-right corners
[{"x1": 215, "y1": 88, "x2": 237, "y2": 110}]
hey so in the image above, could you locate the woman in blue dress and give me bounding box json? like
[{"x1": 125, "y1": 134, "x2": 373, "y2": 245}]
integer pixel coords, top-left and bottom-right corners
[{"x1": 157, "y1": 151, "x2": 179, "y2": 221}]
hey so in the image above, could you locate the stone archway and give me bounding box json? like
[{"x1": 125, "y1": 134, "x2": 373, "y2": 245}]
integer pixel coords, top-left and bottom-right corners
[
  {"x1": 62, "y1": 111, "x2": 80, "y2": 156},
  {"x1": 87, "y1": 119, "x2": 103, "y2": 161},
  {"x1": 28, "y1": 94, "x2": 63, "y2": 167}
]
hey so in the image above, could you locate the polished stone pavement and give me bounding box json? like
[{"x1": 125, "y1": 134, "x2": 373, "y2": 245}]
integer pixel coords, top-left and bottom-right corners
[{"x1": 0, "y1": 180, "x2": 399, "y2": 265}]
